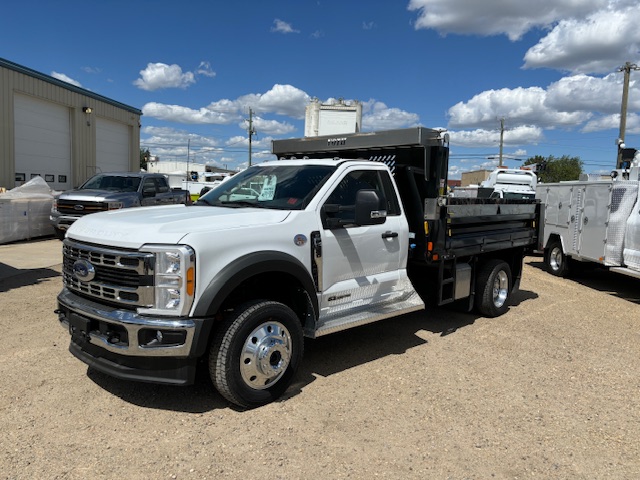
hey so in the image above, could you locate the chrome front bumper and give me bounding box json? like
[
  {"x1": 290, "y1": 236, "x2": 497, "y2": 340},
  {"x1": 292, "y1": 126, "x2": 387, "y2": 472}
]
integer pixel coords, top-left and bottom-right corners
[{"x1": 57, "y1": 287, "x2": 196, "y2": 357}]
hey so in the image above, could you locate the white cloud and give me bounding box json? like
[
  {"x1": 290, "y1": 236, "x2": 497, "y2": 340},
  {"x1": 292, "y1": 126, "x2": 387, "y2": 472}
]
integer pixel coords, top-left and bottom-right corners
[
  {"x1": 244, "y1": 84, "x2": 311, "y2": 118},
  {"x1": 134, "y1": 63, "x2": 196, "y2": 91},
  {"x1": 583, "y1": 113, "x2": 640, "y2": 134},
  {"x1": 447, "y1": 71, "x2": 640, "y2": 146},
  {"x1": 271, "y1": 19, "x2": 300, "y2": 34},
  {"x1": 196, "y1": 61, "x2": 216, "y2": 78},
  {"x1": 448, "y1": 86, "x2": 592, "y2": 130},
  {"x1": 523, "y1": 4, "x2": 640, "y2": 73},
  {"x1": 81, "y1": 66, "x2": 101, "y2": 74},
  {"x1": 407, "y1": 0, "x2": 639, "y2": 75},
  {"x1": 408, "y1": 0, "x2": 607, "y2": 41},
  {"x1": 448, "y1": 125, "x2": 544, "y2": 148},
  {"x1": 142, "y1": 102, "x2": 241, "y2": 124},
  {"x1": 247, "y1": 117, "x2": 296, "y2": 135},
  {"x1": 142, "y1": 84, "x2": 310, "y2": 125},
  {"x1": 51, "y1": 72, "x2": 82, "y2": 87},
  {"x1": 362, "y1": 100, "x2": 420, "y2": 130}
]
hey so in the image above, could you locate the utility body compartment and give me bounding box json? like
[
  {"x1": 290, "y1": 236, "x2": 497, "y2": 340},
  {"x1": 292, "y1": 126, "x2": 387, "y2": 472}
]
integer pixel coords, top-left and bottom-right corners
[{"x1": 536, "y1": 166, "x2": 640, "y2": 279}]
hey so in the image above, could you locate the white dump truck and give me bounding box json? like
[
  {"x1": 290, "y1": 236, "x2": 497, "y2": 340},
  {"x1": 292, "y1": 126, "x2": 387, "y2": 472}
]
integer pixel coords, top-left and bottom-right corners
[{"x1": 56, "y1": 128, "x2": 539, "y2": 408}]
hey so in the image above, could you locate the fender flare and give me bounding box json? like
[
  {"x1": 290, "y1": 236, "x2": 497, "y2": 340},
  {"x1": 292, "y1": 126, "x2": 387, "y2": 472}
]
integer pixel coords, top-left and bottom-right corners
[{"x1": 193, "y1": 251, "x2": 318, "y2": 319}]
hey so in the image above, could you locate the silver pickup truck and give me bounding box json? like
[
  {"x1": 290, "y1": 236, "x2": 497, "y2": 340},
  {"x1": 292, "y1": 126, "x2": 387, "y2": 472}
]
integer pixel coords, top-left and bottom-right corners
[{"x1": 50, "y1": 172, "x2": 190, "y2": 238}]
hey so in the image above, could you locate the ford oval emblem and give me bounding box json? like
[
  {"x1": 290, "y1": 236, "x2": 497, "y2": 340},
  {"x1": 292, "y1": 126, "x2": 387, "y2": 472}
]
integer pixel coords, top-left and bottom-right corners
[
  {"x1": 74, "y1": 205, "x2": 85, "y2": 211},
  {"x1": 73, "y1": 259, "x2": 96, "y2": 282}
]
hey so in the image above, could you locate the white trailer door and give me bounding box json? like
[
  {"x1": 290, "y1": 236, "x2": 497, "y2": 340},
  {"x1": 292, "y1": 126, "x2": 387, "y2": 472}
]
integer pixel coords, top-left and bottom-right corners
[
  {"x1": 13, "y1": 94, "x2": 71, "y2": 190},
  {"x1": 576, "y1": 183, "x2": 608, "y2": 261},
  {"x1": 96, "y1": 118, "x2": 130, "y2": 173}
]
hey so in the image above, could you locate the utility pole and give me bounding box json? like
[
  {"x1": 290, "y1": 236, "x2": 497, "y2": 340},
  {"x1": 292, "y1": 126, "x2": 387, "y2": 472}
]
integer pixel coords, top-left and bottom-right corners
[
  {"x1": 247, "y1": 108, "x2": 256, "y2": 166},
  {"x1": 498, "y1": 118, "x2": 505, "y2": 167},
  {"x1": 617, "y1": 62, "x2": 639, "y2": 169}
]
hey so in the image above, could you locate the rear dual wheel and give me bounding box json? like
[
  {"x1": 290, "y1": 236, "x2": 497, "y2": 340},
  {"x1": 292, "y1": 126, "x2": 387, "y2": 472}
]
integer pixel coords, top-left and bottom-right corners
[
  {"x1": 475, "y1": 259, "x2": 512, "y2": 317},
  {"x1": 209, "y1": 300, "x2": 304, "y2": 409}
]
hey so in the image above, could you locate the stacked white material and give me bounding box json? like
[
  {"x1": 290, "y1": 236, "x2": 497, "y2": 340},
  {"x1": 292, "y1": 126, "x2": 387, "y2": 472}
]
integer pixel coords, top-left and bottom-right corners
[{"x1": 0, "y1": 177, "x2": 55, "y2": 244}]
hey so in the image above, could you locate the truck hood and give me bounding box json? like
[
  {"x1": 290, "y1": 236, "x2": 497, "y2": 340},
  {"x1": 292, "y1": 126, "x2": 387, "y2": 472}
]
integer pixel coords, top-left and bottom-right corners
[
  {"x1": 67, "y1": 205, "x2": 292, "y2": 249},
  {"x1": 58, "y1": 189, "x2": 134, "y2": 202}
]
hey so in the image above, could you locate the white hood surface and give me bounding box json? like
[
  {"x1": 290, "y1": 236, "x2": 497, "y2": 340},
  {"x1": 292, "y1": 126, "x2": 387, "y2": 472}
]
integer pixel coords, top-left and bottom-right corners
[{"x1": 67, "y1": 204, "x2": 291, "y2": 249}]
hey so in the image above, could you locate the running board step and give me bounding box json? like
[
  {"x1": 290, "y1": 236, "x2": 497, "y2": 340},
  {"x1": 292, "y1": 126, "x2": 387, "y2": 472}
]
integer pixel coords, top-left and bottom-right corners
[{"x1": 312, "y1": 293, "x2": 425, "y2": 338}]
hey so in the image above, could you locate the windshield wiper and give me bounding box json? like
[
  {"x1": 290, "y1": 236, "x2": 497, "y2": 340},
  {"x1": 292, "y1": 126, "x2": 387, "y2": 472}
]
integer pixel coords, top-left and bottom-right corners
[{"x1": 220, "y1": 200, "x2": 268, "y2": 208}]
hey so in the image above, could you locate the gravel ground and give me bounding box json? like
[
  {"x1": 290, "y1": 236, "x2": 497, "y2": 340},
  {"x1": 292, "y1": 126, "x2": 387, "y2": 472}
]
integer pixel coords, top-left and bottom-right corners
[{"x1": 1, "y1": 256, "x2": 639, "y2": 479}]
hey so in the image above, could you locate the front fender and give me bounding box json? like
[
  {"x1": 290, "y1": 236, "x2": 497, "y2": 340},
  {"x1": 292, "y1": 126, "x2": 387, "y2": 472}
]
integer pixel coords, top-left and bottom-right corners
[{"x1": 194, "y1": 251, "x2": 318, "y2": 318}]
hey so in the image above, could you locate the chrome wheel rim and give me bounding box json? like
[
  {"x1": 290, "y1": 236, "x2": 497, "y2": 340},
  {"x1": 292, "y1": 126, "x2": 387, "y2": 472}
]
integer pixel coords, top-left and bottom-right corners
[
  {"x1": 240, "y1": 320, "x2": 292, "y2": 390},
  {"x1": 492, "y1": 270, "x2": 509, "y2": 308},
  {"x1": 550, "y1": 247, "x2": 563, "y2": 272}
]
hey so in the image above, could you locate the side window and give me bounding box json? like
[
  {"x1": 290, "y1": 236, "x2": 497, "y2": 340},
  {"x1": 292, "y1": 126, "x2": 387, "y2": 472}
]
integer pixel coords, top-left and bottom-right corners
[
  {"x1": 325, "y1": 170, "x2": 400, "y2": 215},
  {"x1": 379, "y1": 170, "x2": 401, "y2": 216},
  {"x1": 156, "y1": 177, "x2": 170, "y2": 193},
  {"x1": 323, "y1": 169, "x2": 401, "y2": 226},
  {"x1": 142, "y1": 178, "x2": 156, "y2": 195}
]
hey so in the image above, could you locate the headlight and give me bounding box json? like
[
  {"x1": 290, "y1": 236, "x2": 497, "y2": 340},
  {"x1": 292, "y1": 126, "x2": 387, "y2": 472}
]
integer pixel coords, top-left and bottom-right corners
[
  {"x1": 108, "y1": 201, "x2": 124, "y2": 210},
  {"x1": 138, "y1": 245, "x2": 195, "y2": 316}
]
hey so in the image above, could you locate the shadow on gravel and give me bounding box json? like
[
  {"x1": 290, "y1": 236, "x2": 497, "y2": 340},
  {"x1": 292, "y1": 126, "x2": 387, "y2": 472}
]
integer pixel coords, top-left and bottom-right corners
[
  {"x1": 0, "y1": 267, "x2": 60, "y2": 292},
  {"x1": 86, "y1": 365, "x2": 230, "y2": 413},
  {"x1": 86, "y1": 287, "x2": 541, "y2": 413},
  {"x1": 527, "y1": 258, "x2": 640, "y2": 304}
]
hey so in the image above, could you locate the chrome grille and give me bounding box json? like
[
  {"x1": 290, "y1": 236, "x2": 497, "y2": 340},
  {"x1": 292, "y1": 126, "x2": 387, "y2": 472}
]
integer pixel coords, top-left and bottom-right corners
[
  {"x1": 57, "y1": 200, "x2": 108, "y2": 216},
  {"x1": 62, "y1": 240, "x2": 155, "y2": 307}
]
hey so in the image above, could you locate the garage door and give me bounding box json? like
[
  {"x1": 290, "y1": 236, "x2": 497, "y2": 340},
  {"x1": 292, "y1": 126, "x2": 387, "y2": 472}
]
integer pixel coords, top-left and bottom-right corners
[
  {"x1": 96, "y1": 118, "x2": 130, "y2": 173},
  {"x1": 14, "y1": 94, "x2": 71, "y2": 190}
]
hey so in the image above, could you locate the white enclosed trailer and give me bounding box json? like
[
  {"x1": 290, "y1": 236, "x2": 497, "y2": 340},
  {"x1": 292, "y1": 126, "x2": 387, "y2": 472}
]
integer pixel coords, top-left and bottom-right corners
[{"x1": 536, "y1": 163, "x2": 640, "y2": 279}]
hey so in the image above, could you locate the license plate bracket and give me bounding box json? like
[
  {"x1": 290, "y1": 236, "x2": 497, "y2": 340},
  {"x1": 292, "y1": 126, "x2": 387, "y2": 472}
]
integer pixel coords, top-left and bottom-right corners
[{"x1": 69, "y1": 312, "x2": 93, "y2": 338}]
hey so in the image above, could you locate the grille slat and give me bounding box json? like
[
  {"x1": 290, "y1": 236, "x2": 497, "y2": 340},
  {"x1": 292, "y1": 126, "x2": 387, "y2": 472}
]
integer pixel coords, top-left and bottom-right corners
[{"x1": 62, "y1": 240, "x2": 155, "y2": 308}]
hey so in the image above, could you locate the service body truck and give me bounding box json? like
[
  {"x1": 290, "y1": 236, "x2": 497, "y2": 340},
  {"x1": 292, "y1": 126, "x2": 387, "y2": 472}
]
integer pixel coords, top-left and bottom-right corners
[
  {"x1": 56, "y1": 128, "x2": 538, "y2": 408},
  {"x1": 481, "y1": 168, "x2": 537, "y2": 200},
  {"x1": 536, "y1": 160, "x2": 640, "y2": 279}
]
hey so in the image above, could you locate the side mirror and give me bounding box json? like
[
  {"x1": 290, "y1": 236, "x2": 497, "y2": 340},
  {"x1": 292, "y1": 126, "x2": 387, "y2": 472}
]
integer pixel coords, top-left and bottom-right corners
[{"x1": 355, "y1": 189, "x2": 387, "y2": 225}]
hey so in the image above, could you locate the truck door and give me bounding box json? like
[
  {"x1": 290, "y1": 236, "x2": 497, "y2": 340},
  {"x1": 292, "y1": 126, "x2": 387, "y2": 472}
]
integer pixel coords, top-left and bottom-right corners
[
  {"x1": 317, "y1": 167, "x2": 410, "y2": 320},
  {"x1": 140, "y1": 177, "x2": 159, "y2": 206}
]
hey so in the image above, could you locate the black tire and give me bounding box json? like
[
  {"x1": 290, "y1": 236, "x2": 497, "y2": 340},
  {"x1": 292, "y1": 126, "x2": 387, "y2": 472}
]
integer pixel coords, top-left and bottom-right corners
[
  {"x1": 475, "y1": 259, "x2": 512, "y2": 317},
  {"x1": 544, "y1": 240, "x2": 569, "y2": 277},
  {"x1": 209, "y1": 300, "x2": 304, "y2": 409}
]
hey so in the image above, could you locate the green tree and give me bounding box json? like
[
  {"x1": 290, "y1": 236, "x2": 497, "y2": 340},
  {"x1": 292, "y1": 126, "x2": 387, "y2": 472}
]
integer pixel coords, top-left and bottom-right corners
[
  {"x1": 523, "y1": 154, "x2": 583, "y2": 183},
  {"x1": 140, "y1": 148, "x2": 151, "y2": 170}
]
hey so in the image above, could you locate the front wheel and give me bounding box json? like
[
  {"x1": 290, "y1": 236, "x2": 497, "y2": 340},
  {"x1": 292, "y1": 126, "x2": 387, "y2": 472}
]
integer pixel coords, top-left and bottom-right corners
[
  {"x1": 209, "y1": 300, "x2": 304, "y2": 409},
  {"x1": 475, "y1": 260, "x2": 512, "y2": 317}
]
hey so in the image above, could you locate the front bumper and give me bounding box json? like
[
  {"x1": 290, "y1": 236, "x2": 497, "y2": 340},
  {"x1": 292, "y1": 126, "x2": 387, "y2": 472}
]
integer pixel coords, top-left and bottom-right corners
[
  {"x1": 50, "y1": 213, "x2": 81, "y2": 231},
  {"x1": 57, "y1": 287, "x2": 203, "y2": 385}
]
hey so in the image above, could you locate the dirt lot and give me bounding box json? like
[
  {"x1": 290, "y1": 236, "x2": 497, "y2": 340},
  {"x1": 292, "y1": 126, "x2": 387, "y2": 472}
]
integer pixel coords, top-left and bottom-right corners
[{"x1": 1, "y1": 254, "x2": 639, "y2": 479}]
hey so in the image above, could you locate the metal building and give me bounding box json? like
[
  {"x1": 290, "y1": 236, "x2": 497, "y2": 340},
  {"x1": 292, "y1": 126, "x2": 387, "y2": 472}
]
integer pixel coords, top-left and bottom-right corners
[{"x1": 0, "y1": 57, "x2": 142, "y2": 191}]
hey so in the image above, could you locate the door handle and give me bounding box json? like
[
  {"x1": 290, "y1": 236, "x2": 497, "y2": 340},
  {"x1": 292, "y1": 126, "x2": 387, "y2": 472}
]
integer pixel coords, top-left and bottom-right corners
[{"x1": 382, "y1": 231, "x2": 398, "y2": 239}]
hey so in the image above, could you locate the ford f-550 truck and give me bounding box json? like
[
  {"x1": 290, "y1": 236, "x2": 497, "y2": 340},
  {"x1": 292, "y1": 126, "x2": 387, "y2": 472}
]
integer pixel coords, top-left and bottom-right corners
[
  {"x1": 50, "y1": 172, "x2": 190, "y2": 238},
  {"x1": 56, "y1": 128, "x2": 538, "y2": 408}
]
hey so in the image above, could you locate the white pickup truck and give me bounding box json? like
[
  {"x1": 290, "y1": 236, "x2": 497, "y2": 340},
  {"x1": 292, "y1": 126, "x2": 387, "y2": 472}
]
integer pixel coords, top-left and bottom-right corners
[{"x1": 56, "y1": 128, "x2": 538, "y2": 408}]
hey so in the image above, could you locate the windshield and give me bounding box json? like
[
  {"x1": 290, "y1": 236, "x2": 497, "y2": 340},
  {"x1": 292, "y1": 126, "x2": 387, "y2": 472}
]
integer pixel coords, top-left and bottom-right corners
[
  {"x1": 196, "y1": 164, "x2": 336, "y2": 210},
  {"x1": 81, "y1": 175, "x2": 141, "y2": 192}
]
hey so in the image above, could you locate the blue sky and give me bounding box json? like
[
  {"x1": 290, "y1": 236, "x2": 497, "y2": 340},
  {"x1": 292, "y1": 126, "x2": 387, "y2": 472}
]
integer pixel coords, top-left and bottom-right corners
[{"x1": 2, "y1": 0, "x2": 639, "y2": 177}]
